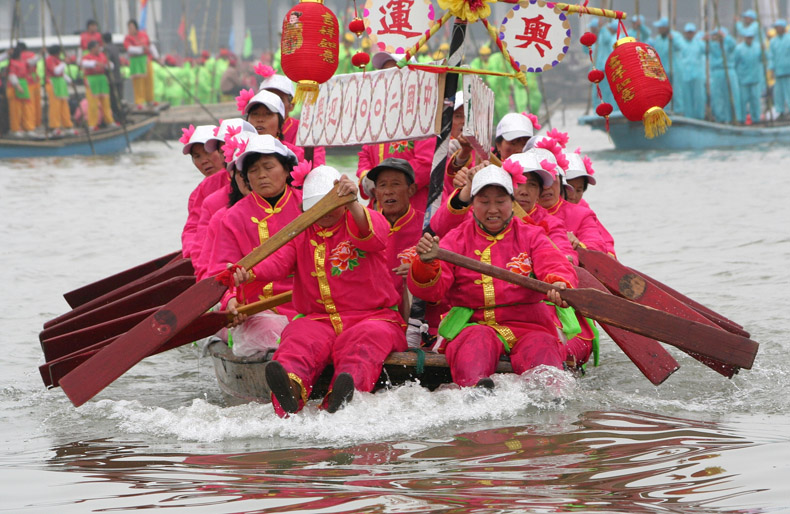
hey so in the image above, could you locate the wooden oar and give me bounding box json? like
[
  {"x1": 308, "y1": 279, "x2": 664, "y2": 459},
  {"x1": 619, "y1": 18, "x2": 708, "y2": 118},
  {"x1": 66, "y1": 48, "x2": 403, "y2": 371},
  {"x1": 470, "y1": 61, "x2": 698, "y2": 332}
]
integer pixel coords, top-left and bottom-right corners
[
  {"x1": 59, "y1": 185, "x2": 356, "y2": 407},
  {"x1": 41, "y1": 292, "x2": 293, "y2": 389},
  {"x1": 41, "y1": 306, "x2": 158, "y2": 362},
  {"x1": 577, "y1": 247, "x2": 742, "y2": 377},
  {"x1": 436, "y1": 248, "x2": 759, "y2": 370},
  {"x1": 45, "y1": 258, "x2": 193, "y2": 329},
  {"x1": 574, "y1": 266, "x2": 680, "y2": 385},
  {"x1": 62, "y1": 249, "x2": 181, "y2": 308},
  {"x1": 39, "y1": 276, "x2": 195, "y2": 342}
]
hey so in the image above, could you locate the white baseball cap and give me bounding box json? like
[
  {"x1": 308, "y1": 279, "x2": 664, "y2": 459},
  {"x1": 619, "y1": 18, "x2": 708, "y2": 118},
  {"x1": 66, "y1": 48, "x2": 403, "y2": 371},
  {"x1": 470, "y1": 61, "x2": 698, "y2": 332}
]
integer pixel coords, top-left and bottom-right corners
[
  {"x1": 371, "y1": 51, "x2": 412, "y2": 70},
  {"x1": 259, "y1": 73, "x2": 295, "y2": 98},
  {"x1": 204, "y1": 118, "x2": 257, "y2": 153},
  {"x1": 302, "y1": 165, "x2": 342, "y2": 211},
  {"x1": 565, "y1": 152, "x2": 597, "y2": 185},
  {"x1": 181, "y1": 125, "x2": 218, "y2": 155},
  {"x1": 244, "y1": 89, "x2": 285, "y2": 118},
  {"x1": 495, "y1": 113, "x2": 534, "y2": 141},
  {"x1": 471, "y1": 164, "x2": 514, "y2": 197},
  {"x1": 235, "y1": 133, "x2": 298, "y2": 172},
  {"x1": 223, "y1": 131, "x2": 252, "y2": 171},
  {"x1": 506, "y1": 150, "x2": 555, "y2": 187}
]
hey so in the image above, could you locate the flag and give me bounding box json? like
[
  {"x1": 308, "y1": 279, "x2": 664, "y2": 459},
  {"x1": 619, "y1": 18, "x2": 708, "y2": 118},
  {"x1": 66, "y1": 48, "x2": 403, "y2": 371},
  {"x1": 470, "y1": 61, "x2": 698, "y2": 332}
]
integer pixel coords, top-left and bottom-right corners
[
  {"x1": 177, "y1": 15, "x2": 186, "y2": 41},
  {"x1": 243, "y1": 29, "x2": 253, "y2": 60},
  {"x1": 188, "y1": 25, "x2": 198, "y2": 55},
  {"x1": 139, "y1": 0, "x2": 148, "y2": 30}
]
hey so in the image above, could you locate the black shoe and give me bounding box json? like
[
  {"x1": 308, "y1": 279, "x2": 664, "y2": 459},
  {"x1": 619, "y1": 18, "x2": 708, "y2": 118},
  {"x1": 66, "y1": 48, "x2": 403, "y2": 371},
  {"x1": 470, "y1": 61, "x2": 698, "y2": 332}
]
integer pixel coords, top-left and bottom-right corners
[
  {"x1": 326, "y1": 373, "x2": 355, "y2": 413},
  {"x1": 265, "y1": 361, "x2": 299, "y2": 413},
  {"x1": 475, "y1": 377, "x2": 495, "y2": 391}
]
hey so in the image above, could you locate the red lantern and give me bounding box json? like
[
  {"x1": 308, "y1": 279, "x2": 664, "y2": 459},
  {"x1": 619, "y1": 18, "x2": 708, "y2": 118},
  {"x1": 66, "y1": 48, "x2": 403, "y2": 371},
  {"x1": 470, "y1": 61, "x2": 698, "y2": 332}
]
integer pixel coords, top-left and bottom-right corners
[
  {"x1": 587, "y1": 69, "x2": 604, "y2": 83},
  {"x1": 281, "y1": 0, "x2": 340, "y2": 104},
  {"x1": 351, "y1": 51, "x2": 370, "y2": 69},
  {"x1": 580, "y1": 31, "x2": 597, "y2": 47},
  {"x1": 605, "y1": 37, "x2": 673, "y2": 138},
  {"x1": 348, "y1": 17, "x2": 365, "y2": 36}
]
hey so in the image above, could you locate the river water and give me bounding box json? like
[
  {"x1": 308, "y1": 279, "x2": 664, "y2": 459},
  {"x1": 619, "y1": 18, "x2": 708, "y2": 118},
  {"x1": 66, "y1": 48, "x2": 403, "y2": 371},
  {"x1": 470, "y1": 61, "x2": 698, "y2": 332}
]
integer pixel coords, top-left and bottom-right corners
[{"x1": 1, "y1": 110, "x2": 789, "y2": 513}]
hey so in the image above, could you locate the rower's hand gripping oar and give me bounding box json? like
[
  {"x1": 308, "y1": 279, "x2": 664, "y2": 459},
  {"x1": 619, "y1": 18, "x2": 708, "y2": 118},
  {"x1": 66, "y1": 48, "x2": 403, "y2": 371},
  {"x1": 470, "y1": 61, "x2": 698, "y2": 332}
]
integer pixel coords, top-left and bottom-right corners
[
  {"x1": 59, "y1": 185, "x2": 356, "y2": 407},
  {"x1": 435, "y1": 248, "x2": 759, "y2": 371}
]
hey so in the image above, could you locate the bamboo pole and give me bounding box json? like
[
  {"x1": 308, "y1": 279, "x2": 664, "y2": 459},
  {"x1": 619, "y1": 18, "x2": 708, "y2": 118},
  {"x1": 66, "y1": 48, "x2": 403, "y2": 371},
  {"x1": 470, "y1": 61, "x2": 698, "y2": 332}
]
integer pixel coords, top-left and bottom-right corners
[
  {"x1": 669, "y1": 0, "x2": 676, "y2": 112},
  {"x1": 753, "y1": 0, "x2": 776, "y2": 123},
  {"x1": 704, "y1": 0, "x2": 714, "y2": 120},
  {"x1": 40, "y1": 0, "x2": 50, "y2": 140},
  {"x1": 713, "y1": 0, "x2": 739, "y2": 124}
]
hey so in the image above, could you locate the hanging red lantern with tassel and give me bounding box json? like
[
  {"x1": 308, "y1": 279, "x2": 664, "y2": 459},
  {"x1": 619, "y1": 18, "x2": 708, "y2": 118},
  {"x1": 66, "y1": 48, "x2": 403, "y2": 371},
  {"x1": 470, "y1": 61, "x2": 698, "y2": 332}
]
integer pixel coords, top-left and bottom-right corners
[
  {"x1": 280, "y1": 0, "x2": 339, "y2": 105},
  {"x1": 605, "y1": 37, "x2": 673, "y2": 138}
]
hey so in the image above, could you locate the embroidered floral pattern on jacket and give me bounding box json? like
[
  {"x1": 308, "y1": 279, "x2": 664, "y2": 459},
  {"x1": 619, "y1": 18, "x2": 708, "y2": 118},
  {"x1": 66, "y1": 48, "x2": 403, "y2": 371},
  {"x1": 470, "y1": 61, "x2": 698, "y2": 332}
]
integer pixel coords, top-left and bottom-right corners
[
  {"x1": 329, "y1": 240, "x2": 366, "y2": 276},
  {"x1": 506, "y1": 251, "x2": 533, "y2": 276}
]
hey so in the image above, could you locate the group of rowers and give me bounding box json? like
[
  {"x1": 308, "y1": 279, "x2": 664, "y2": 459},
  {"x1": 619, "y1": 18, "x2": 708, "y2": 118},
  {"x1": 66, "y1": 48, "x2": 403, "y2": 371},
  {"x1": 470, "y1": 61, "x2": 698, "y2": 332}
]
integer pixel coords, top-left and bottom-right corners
[{"x1": 179, "y1": 55, "x2": 612, "y2": 417}]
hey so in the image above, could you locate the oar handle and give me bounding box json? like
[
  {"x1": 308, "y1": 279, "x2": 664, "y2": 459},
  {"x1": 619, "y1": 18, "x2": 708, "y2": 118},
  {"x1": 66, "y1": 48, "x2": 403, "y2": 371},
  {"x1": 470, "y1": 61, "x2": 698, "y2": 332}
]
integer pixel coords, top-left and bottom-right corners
[
  {"x1": 226, "y1": 291, "x2": 293, "y2": 320},
  {"x1": 236, "y1": 184, "x2": 356, "y2": 270}
]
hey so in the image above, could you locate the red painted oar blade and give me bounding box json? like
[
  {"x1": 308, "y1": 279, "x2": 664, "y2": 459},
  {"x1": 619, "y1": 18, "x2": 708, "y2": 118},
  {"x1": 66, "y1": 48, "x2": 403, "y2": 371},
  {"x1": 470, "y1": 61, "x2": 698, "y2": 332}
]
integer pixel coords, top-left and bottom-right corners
[
  {"x1": 45, "y1": 311, "x2": 228, "y2": 388},
  {"x1": 41, "y1": 306, "x2": 158, "y2": 362},
  {"x1": 63, "y1": 250, "x2": 181, "y2": 308},
  {"x1": 576, "y1": 267, "x2": 679, "y2": 385},
  {"x1": 578, "y1": 249, "x2": 740, "y2": 377},
  {"x1": 45, "y1": 259, "x2": 193, "y2": 329},
  {"x1": 631, "y1": 268, "x2": 749, "y2": 337},
  {"x1": 59, "y1": 277, "x2": 228, "y2": 407}
]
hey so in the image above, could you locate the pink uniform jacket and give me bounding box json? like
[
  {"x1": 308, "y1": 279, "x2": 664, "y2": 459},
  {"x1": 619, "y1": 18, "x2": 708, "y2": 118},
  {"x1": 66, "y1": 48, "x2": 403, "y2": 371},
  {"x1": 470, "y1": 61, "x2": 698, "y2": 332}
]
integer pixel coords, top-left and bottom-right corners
[
  {"x1": 543, "y1": 199, "x2": 608, "y2": 254},
  {"x1": 212, "y1": 186, "x2": 303, "y2": 318},
  {"x1": 524, "y1": 204, "x2": 577, "y2": 264},
  {"x1": 577, "y1": 199, "x2": 616, "y2": 256},
  {"x1": 192, "y1": 185, "x2": 231, "y2": 278},
  {"x1": 196, "y1": 205, "x2": 228, "y2": 280},
  {"x1": 379, "y1": 204, "x2": 424, "y2": 299},
  {"x1": 357, "y1": 138, "x2": 436, "y2": 211},
  {"x1": 182, "y1": 170, "x2": 230, "y2": 259}
]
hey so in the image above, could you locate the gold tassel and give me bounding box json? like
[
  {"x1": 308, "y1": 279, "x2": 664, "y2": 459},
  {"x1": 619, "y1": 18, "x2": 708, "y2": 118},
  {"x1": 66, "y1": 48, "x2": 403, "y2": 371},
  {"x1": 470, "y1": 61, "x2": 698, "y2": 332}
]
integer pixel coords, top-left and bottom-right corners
[
  {"x1": 293, "y1": 80, "x2": 320, "y2": 105},
  {"x1": 642, "y1": 106, "x2": 672, "y2": 139}
]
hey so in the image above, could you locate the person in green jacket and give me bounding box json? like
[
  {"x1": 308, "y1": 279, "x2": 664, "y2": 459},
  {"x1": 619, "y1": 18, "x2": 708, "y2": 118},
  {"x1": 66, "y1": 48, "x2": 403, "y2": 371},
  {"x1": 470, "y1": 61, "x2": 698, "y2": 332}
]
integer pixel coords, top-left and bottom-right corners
[{"x1": 471, "y1": 45, "x2": 542, "y2": 121}]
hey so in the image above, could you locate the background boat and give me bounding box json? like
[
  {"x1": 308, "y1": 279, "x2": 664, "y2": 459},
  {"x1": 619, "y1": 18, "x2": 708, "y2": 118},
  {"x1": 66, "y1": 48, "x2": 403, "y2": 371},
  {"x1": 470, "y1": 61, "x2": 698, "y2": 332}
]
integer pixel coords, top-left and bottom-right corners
[
  {"x1": 0, "y1": 112, "x2": 158, "y2": 159},
  {"x1": 578, "y1": 111, "x2": 790, "y2": 151}
]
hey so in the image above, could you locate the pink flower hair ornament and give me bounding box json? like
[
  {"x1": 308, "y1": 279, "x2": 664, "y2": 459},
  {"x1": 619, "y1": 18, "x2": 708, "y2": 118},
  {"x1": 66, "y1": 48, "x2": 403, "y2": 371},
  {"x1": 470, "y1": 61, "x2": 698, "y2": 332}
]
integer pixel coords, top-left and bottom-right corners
[
  {"x1": 540, "y1": 159, "x2": 558, "y2": 178},
  {"x1": 254, "y1": 63, "x2": 275, "y2": 78},
  {"x1": 546, "y1": 128, "x2": 569, "y2": 148},
  {"x1": 582, "y1": 155, "x2": 595, "y2": 176},
  {"x1": 224, "y1": 124, "x2": 242, "y2": 142},
  {"x1": 535, "y1": 137, "x2": 569, "y2": 170},
  {"x1": 235, "y1": 88, "x2": 255, "y2": 113},
  {"x1": 212, "y1": 120, "x2": 224, "y2": 137},
  {"x1": 290, "y1": 160, "x2": 313, "y2": 188},
  {"x1": 521, "y1": 112, "x2": 542, "y2": 131},
  {"x1": 179, "y1": 124, "x2": 195, "y2": 145},
  {"x1": 502, "y1": 158, "x2": 527, "y2": 186},
  {"x1": 221, "y1": 138, "x2": 238, "y2": 163}
]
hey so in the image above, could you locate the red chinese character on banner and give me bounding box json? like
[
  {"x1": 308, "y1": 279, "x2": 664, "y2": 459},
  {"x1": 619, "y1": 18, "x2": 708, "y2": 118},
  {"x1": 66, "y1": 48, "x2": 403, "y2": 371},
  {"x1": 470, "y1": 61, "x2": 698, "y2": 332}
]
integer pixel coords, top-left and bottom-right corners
[
  {"x1": 405, "y1": 84, "x2": 416, "y2": 115},
  {"x1": 514, "y1": 14, "x2": 553, "y2": 57},
  {"x1": 378, "y1": 0, "x2": 420, "y2": 38}
]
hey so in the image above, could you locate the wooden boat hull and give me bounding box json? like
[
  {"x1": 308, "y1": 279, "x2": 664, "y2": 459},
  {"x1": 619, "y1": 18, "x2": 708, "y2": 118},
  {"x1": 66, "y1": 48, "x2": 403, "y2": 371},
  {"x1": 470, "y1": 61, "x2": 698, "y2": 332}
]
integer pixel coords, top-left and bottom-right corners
[
  {"x1": 207, "y1": 340, "x2": 513, "y2": 405},
  {"x1": 0, "y1": 114, "x2": 158, "y2": 158},
  {"x1": 578, "y1": 112, "x2": 790, "y2": 151}
]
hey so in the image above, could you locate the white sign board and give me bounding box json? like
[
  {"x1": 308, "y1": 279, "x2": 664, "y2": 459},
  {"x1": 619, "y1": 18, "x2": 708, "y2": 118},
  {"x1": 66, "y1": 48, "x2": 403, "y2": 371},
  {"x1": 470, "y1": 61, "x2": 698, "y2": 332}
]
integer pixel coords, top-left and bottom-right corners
[
  {"x1": 296, "y1": 67, "x2": 442, "y2": 147},
  {"x1": 461, "y1": 73, "x2": 495, "y2": 157},
  {"x1": 363, "y1": 0, "x2": 436, "y2": 54}
]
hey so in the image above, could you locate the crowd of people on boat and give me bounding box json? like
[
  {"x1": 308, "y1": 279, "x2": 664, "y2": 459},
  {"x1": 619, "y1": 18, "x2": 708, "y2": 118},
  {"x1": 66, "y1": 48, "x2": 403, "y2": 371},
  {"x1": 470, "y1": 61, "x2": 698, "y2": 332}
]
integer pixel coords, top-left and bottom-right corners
[
  {"x1": 175, "y1": 50, "x2": 613, "y2": 417},
  {"x1": 594, "y1": 10, "x2": 790, "y2": 123}
]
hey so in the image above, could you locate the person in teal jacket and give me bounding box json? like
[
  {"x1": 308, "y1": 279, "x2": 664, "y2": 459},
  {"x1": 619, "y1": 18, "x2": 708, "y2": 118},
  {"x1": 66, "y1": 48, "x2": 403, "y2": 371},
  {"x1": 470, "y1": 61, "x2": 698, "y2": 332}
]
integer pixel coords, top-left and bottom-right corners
[
  {"x1": 769, "y1": 19, "x2": 790, "y2": 118},
  {"x1": 679, "y1": 23, "x2": 707, "y2": 119},
  {"x1": 733, "y1": 25, "x2": 764, "y2": 123},
  {"x1": 631, "y1": 15, "x2": 651, "y2": 42},
  {"x1": 736, "y1": 10, "x2": 758, "y2": 38},
  {"x1": 707, "y1": 27, "x2": 743, "y2": 123},
  {"x1": 650, "y1": 17, "x2": 687, "y2": 114}
]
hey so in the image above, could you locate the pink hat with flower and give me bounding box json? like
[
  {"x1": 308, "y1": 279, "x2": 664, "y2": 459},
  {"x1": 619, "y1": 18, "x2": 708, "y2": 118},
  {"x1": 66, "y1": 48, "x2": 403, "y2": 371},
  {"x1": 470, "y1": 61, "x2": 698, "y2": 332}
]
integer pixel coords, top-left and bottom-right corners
[
  {"x1": 565, "y1": 149, "x2": 597, "y2": 185},
  {"x1": 180, "y1": 124, "x2": 218, "y2": 155},
  {"x1": 471, "y1": 164, "x2": 525, "y2": 197}
]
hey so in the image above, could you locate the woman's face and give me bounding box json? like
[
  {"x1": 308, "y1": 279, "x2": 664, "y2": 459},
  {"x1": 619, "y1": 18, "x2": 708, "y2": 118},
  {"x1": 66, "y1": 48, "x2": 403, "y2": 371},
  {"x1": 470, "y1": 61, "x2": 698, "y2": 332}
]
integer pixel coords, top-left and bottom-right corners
[
  {"x1": 316, "y1": 206, "x2": 346, "y2": 228},
  {"x1": 190, "y1": 143, "x2": 225, "y2": 177},
  {"x1": 514, "y1": 173, "x2": 543, "y2": 212},
  {"x1": 245, "y1": 154, "x2": 289, "y2": 198},
  {"x1": 538, "y1": 177, "x2": 561, "y2": 209},
  {"x1": 233, "y1": 169, "x2": 251, "y2": 196},
  {"x1": 247, "y1": 104, "x2": 280, "y2": 137},
  {"x1": 566, "y1": 177, "x2": 586, "y2": 204},
  {"x1": 451, "y1": 107, "x2": 465, "y2": 139},
  {"x1": 472, "y1": 185, "x2": 513, "y2": 234},
  {"x1": 127, "y1": 22, "x2": 137, "y2": 35},
  {"x1": 496, "y1": 136, "x2": 530, "y2": 161}
]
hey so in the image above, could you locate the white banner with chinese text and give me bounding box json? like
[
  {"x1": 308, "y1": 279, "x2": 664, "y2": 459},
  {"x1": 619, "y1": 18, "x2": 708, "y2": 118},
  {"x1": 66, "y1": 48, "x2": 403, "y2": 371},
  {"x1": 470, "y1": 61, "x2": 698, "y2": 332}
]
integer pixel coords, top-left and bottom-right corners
[
  {"x1": 461, "y1": 73, "x2": 495, "y2": 157},
  {"x1": 296, "y1": 66, "x2": 443, "y2": 147}
]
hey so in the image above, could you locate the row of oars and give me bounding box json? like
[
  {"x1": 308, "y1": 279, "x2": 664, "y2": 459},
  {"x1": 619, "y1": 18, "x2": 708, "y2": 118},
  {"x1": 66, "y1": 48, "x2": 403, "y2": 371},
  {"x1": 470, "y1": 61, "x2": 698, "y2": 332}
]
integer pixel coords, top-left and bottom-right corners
[{"x1": 38, "y1": 186, "x2": 759, "y2": 406}]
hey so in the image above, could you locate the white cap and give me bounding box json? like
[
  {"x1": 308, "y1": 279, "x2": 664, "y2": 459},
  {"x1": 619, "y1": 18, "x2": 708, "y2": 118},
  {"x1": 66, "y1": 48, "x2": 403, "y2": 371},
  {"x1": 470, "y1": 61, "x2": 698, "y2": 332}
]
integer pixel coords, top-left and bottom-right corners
[
  {"x1": 235, "y1": 133, "x2": 298, "y2": 172},
  {"x1": 454, "y1": 92, "x2": 464, "y2": 111},
  {"x1": 525, "y1": 134, "x2": 551, "y2": 150},
  {"x1": 507, "y1": 150, "x2": 555, "y2": 187},
  {"x1": 471, "y1": 164, "x2": 513, "y2": 197},
  {"x1": 302, "y1": 165, "x2": 342, "y2": 211},
  {"x1": 204, "y1": 118, "x2": 257, "y2": 153},
  {"x1": 244, "y1": 89, "x2": 285, "y2": 118},
  {"x1": 372, "y1": 51, "x2": 410, "y2": 70},
  {"x1": 182, "y1": 125, "x2": 217, "y2": 155},
  {"x1": 565, "y1": 153, "x2": 597, "y2": 185},
  {"x1": 495, "y1": 113, "x2": 534, "y2": 141},
  {"x1": 259, "y1": 73, "x2": 295, "y2": 98}
]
